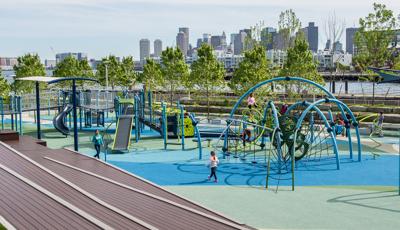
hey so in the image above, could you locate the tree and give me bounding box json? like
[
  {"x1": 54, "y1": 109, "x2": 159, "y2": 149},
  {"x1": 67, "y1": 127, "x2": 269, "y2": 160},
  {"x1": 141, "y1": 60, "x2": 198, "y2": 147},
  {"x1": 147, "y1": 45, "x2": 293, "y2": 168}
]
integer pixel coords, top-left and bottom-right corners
[
  {"x1": 0, "y1": 71, "x2": 11, "y2": 99},
  {"x1": 12, "y1": 53, "x2": 46, "y2": 94},
  {"x1": 53, "y1": 56, "x2": 94, "y2": 88},
  {"x1": 229, "y1": 45, "x2": 272, "y2": 95},
  {"x1": 279, "y1": 36, "x2": 323, "y2": 95},
  {"x1": 95, "y1": 55, "x2": 121, "y2": 89},
  {"x1": 141, "y1": 58, "x2": 162, "y2": 91},
  {"x1": 119, "y1": 56, "x2": 137, "y2": 90},
  {"x1": 324, "y1": 12, "x2": 346, "y2": 92},
  {"x1": 354, "y1": 3, "x2": 398, "y2": 104},
  {"x1": 191, "y1": 44, "x2": 225, "y2": 119},
  {"x1": 278, "y1": 9, "x2": 302, "y2": 50},
  {"x1": 160, "y1": 47, "x2": 189, "y2": 105}
]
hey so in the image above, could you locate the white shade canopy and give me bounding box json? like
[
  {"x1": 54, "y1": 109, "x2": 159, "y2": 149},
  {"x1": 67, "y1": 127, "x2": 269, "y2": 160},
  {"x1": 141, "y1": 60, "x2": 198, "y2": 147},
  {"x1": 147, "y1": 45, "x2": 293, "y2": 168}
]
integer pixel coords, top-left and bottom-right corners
[{"x1": 17, "y1": 76, "x2": 59, "y2": 82}]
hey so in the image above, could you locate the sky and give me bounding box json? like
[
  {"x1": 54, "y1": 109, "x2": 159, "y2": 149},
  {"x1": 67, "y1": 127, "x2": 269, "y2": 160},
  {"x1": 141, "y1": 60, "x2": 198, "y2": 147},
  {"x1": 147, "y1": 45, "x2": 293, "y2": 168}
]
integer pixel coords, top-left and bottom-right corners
[{"x1": 1, "y1": 0, "x2": 399, "y2": 60}]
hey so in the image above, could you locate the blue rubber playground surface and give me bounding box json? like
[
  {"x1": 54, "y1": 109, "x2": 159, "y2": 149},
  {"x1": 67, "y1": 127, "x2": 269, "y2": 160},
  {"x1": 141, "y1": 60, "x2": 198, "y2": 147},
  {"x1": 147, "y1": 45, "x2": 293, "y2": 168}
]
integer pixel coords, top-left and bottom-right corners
[{"x1": 79, "y1": 135, "x2": 399, "y2": 187}]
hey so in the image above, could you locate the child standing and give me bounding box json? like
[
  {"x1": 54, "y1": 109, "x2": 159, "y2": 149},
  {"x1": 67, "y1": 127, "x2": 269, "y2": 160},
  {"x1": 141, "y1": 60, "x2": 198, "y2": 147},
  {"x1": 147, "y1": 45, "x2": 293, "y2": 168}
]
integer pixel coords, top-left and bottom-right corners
[
  {"x1": 92, "y1": 129, "x2": 103, "y2": 159},
  {"x1": 208, "y1": 151, "x2": 219, "y2": 183},
  {"x1": 247, "y1": 93, "x2": 258, "y2": 109}
]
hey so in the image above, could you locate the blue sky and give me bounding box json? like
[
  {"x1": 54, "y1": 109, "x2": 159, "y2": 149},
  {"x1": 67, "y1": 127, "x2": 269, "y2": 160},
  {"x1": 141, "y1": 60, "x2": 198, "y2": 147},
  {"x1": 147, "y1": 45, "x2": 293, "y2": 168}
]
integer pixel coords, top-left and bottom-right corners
[{"x1": 1, "y1": 0, "x2": 399, "y2": 60}]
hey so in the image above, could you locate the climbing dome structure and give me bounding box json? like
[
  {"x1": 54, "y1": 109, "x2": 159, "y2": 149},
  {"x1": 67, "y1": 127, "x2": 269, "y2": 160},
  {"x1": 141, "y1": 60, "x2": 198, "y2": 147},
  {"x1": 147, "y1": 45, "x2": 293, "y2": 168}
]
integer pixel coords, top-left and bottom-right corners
[{"x1": 218, "y1": 77, "x2": 362, "y2": 190}]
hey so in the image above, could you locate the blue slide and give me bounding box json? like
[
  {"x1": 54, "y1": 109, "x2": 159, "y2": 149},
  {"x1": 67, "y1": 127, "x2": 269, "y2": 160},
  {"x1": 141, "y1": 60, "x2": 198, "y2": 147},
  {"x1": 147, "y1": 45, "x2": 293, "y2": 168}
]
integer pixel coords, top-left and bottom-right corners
[{"x1": 53, "y1": 104, "x2": 73, "y2": 136}]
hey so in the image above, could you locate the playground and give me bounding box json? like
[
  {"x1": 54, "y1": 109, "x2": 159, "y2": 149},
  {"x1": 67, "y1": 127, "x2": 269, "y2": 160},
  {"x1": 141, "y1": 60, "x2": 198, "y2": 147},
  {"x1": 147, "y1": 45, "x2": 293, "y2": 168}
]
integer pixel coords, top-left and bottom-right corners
[{"x1": 1, "y1": 76, "x2": 399, "y2": 229}]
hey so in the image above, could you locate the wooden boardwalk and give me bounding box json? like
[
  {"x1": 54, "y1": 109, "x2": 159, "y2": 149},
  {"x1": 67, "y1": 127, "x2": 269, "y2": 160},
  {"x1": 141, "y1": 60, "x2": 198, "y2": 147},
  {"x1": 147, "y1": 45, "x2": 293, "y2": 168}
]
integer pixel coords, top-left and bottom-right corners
[{"x1": 0, "y1": 133, "x2": 254, "y2": 230}]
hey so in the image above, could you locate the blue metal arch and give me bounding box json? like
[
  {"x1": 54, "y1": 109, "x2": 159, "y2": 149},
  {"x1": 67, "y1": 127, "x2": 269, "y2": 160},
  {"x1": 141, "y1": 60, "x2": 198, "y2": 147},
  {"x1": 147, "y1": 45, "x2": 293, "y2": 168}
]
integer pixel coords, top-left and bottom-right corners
[
  {"x1": 229, "y1": 77, "x2": 336, "y2": 118},
  {"x1": 296, "y1": 98, "x2": 362, "y2": 161},
  {"x1": 292, "y1": 104, "x2": 341, "y2": 172},
  {"x1": 225, "y1": 77, "x2": 340, "y2": 154}
]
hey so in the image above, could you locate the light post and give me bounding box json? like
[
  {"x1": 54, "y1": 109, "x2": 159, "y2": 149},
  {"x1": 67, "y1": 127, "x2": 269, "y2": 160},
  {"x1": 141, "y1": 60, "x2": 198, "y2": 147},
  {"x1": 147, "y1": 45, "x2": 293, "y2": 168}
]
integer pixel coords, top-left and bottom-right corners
[{"x1": 103, "y1": 60, "x2": 110, "y2": 118}]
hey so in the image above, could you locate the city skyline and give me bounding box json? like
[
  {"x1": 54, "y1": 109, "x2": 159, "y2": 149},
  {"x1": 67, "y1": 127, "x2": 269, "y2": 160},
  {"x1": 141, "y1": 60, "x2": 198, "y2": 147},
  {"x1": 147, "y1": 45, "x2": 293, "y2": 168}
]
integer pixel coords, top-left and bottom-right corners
[{"x1": 1, "y1": 0, "x2": 399, "y2": 60}]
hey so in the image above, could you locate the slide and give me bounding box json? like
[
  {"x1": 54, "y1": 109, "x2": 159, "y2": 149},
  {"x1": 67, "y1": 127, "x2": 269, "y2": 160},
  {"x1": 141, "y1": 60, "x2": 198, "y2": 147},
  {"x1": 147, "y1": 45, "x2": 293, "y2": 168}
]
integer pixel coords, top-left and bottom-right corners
[
  {"x1": 53, "y1": 104, "x2": 73, "y2": 136},
  {"x1": 112, "y1": 113, "x2": 134, "y2": 152}
]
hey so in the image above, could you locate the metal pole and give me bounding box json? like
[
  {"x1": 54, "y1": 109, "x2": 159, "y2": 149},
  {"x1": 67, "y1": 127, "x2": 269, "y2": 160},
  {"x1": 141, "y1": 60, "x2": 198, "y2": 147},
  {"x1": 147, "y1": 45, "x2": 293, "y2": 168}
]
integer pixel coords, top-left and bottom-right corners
[
  {"x1": 36, "y1": 82, "x2": 41, "y2": 139},
  {"x1": 72, "y1": 80, "x2": 79, "y2": 151},
  {"x1": 180, "y1": 104, "x2": 185, "y2": 150},
  {"x1": 0, "y1": 97, "x2": 3, "y2": 130}
]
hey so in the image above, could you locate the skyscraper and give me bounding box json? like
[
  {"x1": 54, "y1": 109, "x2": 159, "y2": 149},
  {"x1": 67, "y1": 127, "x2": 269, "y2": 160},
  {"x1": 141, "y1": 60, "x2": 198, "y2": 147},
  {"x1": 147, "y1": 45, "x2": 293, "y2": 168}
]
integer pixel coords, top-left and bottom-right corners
[
  {"x1": 233, "y1": 32, "x2": 246, "y2": 55},
  {"x1": 176, "y1": 32, "x2": 187, "y2": 56},
  {"x1": 140, "y1": 39, "x2": 150, "y2": 62},
  {"x1": 210, "y1": 35, "x2": 222, "y2": 50},
  {"x1": 196, "y1": 38, "x2": 203, "y2": 48},
  {"x1": 178, "y1": 27, "x2": 189, "y2": 55},
  {"x1": 346, "y1": 27, "x2": 358, "y2": 54},
  {"x1": 302, "y1": 22, "x2": 318, "y2": 52},
  {"x1": 261, "y1": 27, "x2": 277, "y2": 50},
  {"x1": 203, "y1": 33, "x2": 211, "y2": 44},
  {"x1": 154, "y1": 39, "x2": 162, "y2": 57}
]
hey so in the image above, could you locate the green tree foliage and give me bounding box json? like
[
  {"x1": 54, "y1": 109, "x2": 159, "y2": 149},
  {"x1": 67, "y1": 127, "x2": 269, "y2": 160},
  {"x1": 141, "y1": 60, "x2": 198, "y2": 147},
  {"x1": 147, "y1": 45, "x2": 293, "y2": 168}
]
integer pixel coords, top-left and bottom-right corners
[
  {"x1": 279, "y1": 37, "x2": 323, "y2": 94},
  {"x1": 0, "y1": 71, "x2": 11, "y2": 99},
  {"x1": 278, "y1": 9, "x2": 302, "y2": 50},
  {"x1": 160, "y1": 47, "x2": 189, "y2": 105},
  {"x1": 353, "y1": 3, "x2": 397, "y2": 70},
  {"x1": 118, "y1": 56, "x2": 137, "y2": 90},
  {"x1": 53, "y1": 56, "x2": 94, "y2": 87},
  {"x1": 229, "y1": 45, "x2": 272, "y2": 95},
  {"x1": 190, "y1": 44, "x2": 225, "y2": 118},
  {"x1": 96, "y1": 55, "x2": 136, "y2": 89},
  {"x1": 141, "y1": 58, "x2": 162, "y2": 91},
  {"x1": 12, "y1": 53, "x2": 46, "y2": 93}
]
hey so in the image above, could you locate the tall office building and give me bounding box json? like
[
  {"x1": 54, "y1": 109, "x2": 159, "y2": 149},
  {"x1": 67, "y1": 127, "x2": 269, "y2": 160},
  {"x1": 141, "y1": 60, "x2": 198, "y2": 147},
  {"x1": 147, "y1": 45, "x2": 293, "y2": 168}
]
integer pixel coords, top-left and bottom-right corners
[
  {"x1": 261, "y1": 27, "x2": 277, "y2": 50},
  {"x1": 346, "y1": 27, "x2": 358, "y2": 54},
  {"x1": 302, "y1": 22, "x2": 318, "y2": 52},
  {"x1": 178, "y1": 27, "x2": 189, "y2": 55},
  {"x1": 210, "y1": 35, "x2": 222, "y2": 50},
  {"x1": 203, "y1": 33, "x2": 211, "y2": 44},
  {"x1": 196, "y1": 38, "x2": 203, "y2": 48},
  {"x1": 139, "y1": 39, "x2": 150, "y2": 62},
  {"x1": 233, "y1": 32, "x2": 247, "y2": 55},
  {"x1": 176, "y1": 32, "x2": 188, "y2": 56},
  {"x1": 333, "y1": 41, "x2": 343, "y2": 53},
  {"x1": 154, "y1": 39, "x2": 162, "y2": 57},
  {"x1": 325, "y1": 39, "x2": 331, "y2": 50}
]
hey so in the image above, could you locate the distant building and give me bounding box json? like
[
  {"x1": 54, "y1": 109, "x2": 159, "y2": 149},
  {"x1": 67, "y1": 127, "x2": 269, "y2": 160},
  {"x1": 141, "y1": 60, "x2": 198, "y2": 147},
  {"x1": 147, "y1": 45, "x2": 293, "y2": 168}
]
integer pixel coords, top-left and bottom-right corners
[
  {"x1": 267, "y1": 50, "x2": 287, "y2": 68},
  {"x1": 261, "y1": 27, "x2": 277, "y2": 50},
  {"x1": 203, "y1": 33, "x2": 211, "y2": 45},
  {"x1": 210, "y1": 35, "x2": 222, "y2": 50},
  {"x1": 196, "y1": 38, "x2": 203, "y2": 48},
  {"x1": 273, "y1": 32, "x2": 285, "y2": 50},
  {"x1": 55, "y1": 52, "x2": 87, "y2": 63},
  {"x1": 325, "y1": 39, "x2": 331, "y2": 51},
  {"x1": 302, "y1": 22, "x2": 318, "y2": 52},
  {"x1": 333, "y1": 41, "x2": 343, "y2": 53},
  {"x1": 233, "y1": 32, "x2": 246, "y2": 55},
  {"x1": 176, "y1": 32, "x2": 188, "y2": 56},
  {"x1": 154, "y1": 39, "x2": 162, "y2": 57},
  {"x1": 314, "y1": 50, "x2": 352, "y2": 70},
  {"x1": 139, "y1": 39, "x2": 150, "y2": 62},
  {"x1": 45, "y1": 59, "x2": 56, "y2": 69},
  {"x1": 346, "y1": 27, "x2": 358, "y2": 54},
  {"x1": 0, "y1": 57, "x2": 18, "y2": 70},
  {"x1": 178, "y1": 27, "x2": 189, "y2": 55}
]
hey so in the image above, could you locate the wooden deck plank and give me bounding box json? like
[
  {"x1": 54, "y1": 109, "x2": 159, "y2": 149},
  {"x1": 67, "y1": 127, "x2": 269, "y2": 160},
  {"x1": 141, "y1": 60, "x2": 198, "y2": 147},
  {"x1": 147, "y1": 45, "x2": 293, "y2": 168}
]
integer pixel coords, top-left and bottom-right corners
[
  {"x1": 1, "y1": 135, "x2": 254, "y2": 230},
  {"x1": 0, "y1": 144, "x2": 149, "y2": 230},
  {"x1": 0, "y1": 169, "x2": 99, "y2": 230}
]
